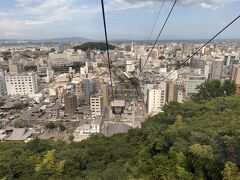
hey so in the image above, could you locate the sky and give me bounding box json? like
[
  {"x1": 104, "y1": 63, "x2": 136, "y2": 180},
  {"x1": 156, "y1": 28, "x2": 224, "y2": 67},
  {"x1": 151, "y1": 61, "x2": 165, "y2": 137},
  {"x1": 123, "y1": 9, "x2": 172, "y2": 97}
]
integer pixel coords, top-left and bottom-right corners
[{"x1": 0, "y1": 0, "x2": 239, "y2": 40}]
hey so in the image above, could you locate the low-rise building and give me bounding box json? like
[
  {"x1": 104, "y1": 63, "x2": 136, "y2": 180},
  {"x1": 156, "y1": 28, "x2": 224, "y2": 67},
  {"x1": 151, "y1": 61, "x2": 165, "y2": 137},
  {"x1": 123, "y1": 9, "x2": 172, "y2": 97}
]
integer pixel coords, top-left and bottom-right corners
[{"x1": 74, "y1": 119, "x2": 101, "y2": 141}]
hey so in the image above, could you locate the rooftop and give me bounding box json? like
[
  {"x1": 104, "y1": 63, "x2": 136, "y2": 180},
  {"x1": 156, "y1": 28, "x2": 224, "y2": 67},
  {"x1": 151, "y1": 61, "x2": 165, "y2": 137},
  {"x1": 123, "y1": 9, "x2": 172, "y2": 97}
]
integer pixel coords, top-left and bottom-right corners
[
  {"x1": 111, "y1": 100, "x2": 125, "y2": 107},
  {"x1": 5, "y1": 128, "x2": 33, "y2": 141},
  {"x1": 107, "y1": 123, "x2": 132, "y2": 137}
]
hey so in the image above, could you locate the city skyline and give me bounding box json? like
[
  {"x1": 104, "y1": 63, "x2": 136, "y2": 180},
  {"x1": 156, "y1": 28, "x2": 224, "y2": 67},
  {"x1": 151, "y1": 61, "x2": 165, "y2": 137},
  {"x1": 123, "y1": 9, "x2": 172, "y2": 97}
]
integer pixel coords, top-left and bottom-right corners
[{"x1": 0, "y1": 0, "x2": 239, "y2": 40}]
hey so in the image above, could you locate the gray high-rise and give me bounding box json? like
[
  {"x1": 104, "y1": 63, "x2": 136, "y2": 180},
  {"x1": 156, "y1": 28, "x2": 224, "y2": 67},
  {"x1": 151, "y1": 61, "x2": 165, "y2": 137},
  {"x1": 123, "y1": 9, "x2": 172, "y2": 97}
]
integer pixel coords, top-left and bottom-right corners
[{"x1": 211, "y1": 58, "x2": 224, "y2": 80}]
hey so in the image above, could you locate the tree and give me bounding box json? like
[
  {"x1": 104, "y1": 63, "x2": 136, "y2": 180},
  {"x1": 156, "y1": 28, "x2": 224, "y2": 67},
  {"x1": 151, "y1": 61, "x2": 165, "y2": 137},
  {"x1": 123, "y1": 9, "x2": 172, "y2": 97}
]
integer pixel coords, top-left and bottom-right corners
[
  {"x1": 35, "y1": 150, "x2": 65, "y2": 177},
  {"x1": 222, "y1": 80, "x2": 236, "y2": 96},
  {"x1": 73, "y1": 42, "x2": 116, "y2": 52},
  {"x1": 193, "y1": 80, "x2": 236, "y2": 101},
  {"x1": 45, "y1": 122, "x2": 56, "y2": 129},
  {"x1": 24, "y1": 65, "x2": 37, "y2": 72},
  {"x1": 69, "y1": 134, "x2": 74, "y2": 142},
  {"x1": 222, "y1": 162, "x2": 240, "y2": 180},
  {"x1": 49, "y1": 48, "x2": 56, "y2": 53},
  {"x1": 13, "y1": 102, "x2": 28, "y2": 110},
  {"x1": 14, "y1": 121, "x2": 23, "y2": 128},
  {"x1": 188, "y1": 144, "x2": 213, "y2": 178},
  {"x1": 2, "y1": 51, "x2": 11, "y2": 60},
  {"x1": 129, "y1": 77, "x2": 140, "y2": 88},
  {"x1": 0, "y1": 96, "x2": 240, "y2": 179},
  {"x1": 59, "y1": 124, "x2": 66, "y2": 131},
  {"x1": 0, "y1": 101, "x2": 4, "y2": 106}
]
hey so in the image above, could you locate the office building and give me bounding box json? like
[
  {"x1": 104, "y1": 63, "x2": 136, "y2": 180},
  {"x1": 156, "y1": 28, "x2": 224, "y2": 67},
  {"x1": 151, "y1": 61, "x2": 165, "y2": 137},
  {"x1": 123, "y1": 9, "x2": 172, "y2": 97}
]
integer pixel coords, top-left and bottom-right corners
[
  {"x1": 5, "y1": 72, "x2": 38, "y2": 95},
  {"x1": 57, "y1": 44, "x2": 64, "y2": 53},
  {"x1": 186, "y1": 70, "x2": 206, "y2": 97},
  {"x1": 211, "y1": 58, "x2": 224, "y2": 80},
  {"x1": 8, "y1": 59, "x2": 24, "y2": 75},
  {"x1": 64, "y1": 91, "x2": 78, "y2": 114}
]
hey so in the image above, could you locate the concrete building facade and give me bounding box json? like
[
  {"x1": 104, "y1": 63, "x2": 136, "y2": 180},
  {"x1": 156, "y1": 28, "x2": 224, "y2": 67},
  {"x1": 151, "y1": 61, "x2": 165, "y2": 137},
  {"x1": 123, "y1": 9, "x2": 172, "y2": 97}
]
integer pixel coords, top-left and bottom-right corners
[
  {"x1": 147, "y1": 82, "x2": 167, "y2": 115},
  {"x1": 64, "y1": 91, "x2": 78, "y2": 114},
  {"x1": 166, "y1": 80, "x2": 177, "y2": 103},
  {"x1": 100, "y1": 84, "x2": 109, "y2": 108},
  {"x1": 231, "y1": 65, "x2": 240, "y2": 95},
  {"x1": 0, "y1": 70, "x2": 6, "y2": 96},
  {"x1": 5, "y1": 72, "x2": 38, "y2": 95},
  {"x1": 211, "y1": 58, "x2": 224, "y2": 80},
  {"x1": 90, "y1": 94, "x2": 103, "y2": 118}
]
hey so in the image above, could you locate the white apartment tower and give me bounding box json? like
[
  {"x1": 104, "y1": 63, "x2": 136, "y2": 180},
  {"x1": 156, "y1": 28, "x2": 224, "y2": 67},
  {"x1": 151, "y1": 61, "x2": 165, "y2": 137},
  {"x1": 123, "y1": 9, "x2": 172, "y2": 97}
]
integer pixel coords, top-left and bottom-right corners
[
  {"x1": 90, "y1": 94, "x2": 103, "y2": 118},
  {"x1": 5, "y1": 72, "x2": 38, "y2": 95},
  {"x1": 126, "y1": 61, "x2": 135, "y2": 73},
  {"x1": 147, "y1": 82, "x2": 167, "y2": 115}
]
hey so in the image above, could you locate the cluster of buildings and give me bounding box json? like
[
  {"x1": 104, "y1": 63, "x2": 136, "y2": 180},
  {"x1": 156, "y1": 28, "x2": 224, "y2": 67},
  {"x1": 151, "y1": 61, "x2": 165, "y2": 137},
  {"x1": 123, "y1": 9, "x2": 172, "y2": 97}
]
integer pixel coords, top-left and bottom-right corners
[
  {"x1": 129, "y1": 42, "x2": 240, "y2": 116},
  {"x1": 0, "y1": 40, "x2": 239, "y2": 141}
]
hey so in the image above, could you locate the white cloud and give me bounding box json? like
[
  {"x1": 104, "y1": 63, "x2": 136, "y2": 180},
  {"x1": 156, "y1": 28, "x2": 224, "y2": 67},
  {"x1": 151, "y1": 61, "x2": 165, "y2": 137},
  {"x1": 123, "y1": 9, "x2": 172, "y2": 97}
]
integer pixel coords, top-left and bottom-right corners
[
  {"x1": 4, "y1": 32, "x2": 22, "y2": 37},
  {"x1": 0, "y1": 0, "x2": 237, "y2": 39},
  {"x1": 121, "y1": 0, "x2": 234, "y2": 10},
  {"x1": 0, "y1": 12, "x2": 8, "y2": 16},
  {"x1": 200, "y1": 3, "x2": 219, "y2": 10}
]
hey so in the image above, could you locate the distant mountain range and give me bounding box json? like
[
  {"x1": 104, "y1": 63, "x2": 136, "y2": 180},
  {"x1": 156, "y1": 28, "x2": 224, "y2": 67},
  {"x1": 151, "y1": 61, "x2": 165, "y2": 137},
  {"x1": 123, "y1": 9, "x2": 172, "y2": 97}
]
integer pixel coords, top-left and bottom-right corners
[
  {"x1": 0, "y1": 37, "x2": 91, "y2": 43},
  {"x1": 41, "y1": 37, "x2": 91, "y2": 43},
  {"x1": 0, "y1": 37, "x2": 239, "y2": 44}
]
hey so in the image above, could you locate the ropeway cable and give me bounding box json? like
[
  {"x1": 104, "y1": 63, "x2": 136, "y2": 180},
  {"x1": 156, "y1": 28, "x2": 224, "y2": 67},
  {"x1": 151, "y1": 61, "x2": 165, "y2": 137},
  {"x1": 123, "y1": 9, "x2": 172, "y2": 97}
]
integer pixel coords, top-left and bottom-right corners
[{"x1": 101, "y1": 0, "x2": 115, "y2": 99}]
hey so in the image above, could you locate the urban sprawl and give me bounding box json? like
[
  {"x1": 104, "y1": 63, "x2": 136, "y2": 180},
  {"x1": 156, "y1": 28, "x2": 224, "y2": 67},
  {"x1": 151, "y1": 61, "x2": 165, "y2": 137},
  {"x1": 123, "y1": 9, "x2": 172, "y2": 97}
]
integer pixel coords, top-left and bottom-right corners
[{"x1": 0, "y1": 40, "x2": 239, "y2": 142}]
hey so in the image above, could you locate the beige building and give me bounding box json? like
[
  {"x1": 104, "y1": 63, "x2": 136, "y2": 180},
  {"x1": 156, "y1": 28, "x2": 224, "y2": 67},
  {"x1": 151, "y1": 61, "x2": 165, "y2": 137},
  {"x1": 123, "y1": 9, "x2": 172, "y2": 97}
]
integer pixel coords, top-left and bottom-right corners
[
  {"x1": 100, "y1": 84, "x2": 109, "y2": 108},
  {"x1": 232, "y1": 65, "x2": 240, "y2": 95},
  {"x1": 8, "y1": 59, "x2": 24, "y2": 75},
  {"x1": 90, "y1": 94, "x2": 103, "y2": 118},
  {"x1": 166, "y1": 80, "x2": 177, "y2": 103}
]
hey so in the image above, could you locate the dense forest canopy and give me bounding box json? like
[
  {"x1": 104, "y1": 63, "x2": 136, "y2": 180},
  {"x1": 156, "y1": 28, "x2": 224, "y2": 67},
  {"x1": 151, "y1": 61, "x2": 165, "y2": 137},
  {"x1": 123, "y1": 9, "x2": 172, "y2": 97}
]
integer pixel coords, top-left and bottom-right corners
[
  {"x1": 73, "y1": 42, "x2": 116, "y2": 52},
  {"x1": 1, "y1": 95, "x2": 240, "y2": 179}
]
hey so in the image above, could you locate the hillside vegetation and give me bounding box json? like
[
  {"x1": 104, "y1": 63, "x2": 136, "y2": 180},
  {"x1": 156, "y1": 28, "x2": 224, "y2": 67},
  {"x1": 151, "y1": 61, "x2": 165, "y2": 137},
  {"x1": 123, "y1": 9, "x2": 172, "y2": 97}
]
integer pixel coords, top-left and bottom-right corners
[
  {"x1": 73, "y1": 42, "x2": 116, "y2": 52},
  {"x1": 1, "y1": 95, "x2": 240, "y2": 179}
]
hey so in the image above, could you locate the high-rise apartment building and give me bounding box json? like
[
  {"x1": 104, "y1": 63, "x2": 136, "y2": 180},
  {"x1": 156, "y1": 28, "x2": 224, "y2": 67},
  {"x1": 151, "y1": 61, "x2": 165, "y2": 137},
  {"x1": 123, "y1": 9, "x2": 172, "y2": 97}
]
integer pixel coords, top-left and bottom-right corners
[
  {"x1": 147, "y1": 82, "x2": 167, "y2": 115},
  {"x1": 231, "y1": 65, "x2": 240, "y2": 95},
  {"x1": 5, "y1": 72, "x2": 38, "y2": 95},
  {"x1": 64, "y1": 91, "x2": 78, "y2": 114},
  {"x1": 90, "y1": 94, "x2": 103, "y2": 118},
  {"x1": 140, "y1": 53, "x2": 148, "y2": 71},
  {"x1": 0, "y1": 70, "x2": 6, "y2": 96},
  {"x1": 166, "y1": 80, "x2": 177, "y2": 103},
  {"x1": 100, "y1": 84, "x2": 109, "y2": 108},
  {"x1": 126, "y1": 61, "x2": 135, "y2": 73}
]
